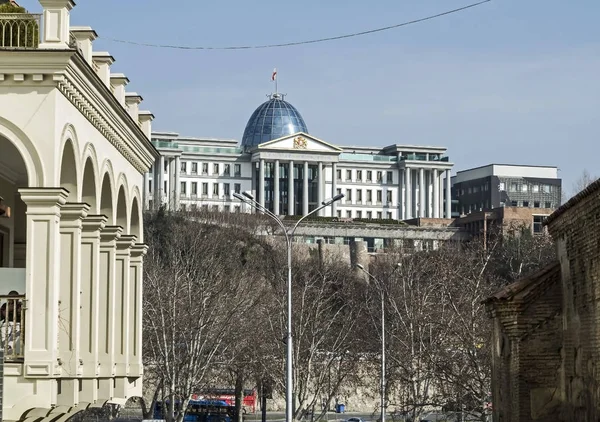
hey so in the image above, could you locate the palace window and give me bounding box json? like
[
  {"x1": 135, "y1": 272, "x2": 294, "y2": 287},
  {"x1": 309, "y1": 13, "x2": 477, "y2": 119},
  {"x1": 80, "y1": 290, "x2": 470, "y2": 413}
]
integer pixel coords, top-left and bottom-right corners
[
  {"x1": 192, "y1": 162, "x2": 198, "y2": 174},
  {"x1": 224, "y1": 164, "x2": 231, "y2": 176},
  {"x1": 234, "y1": 164, "x2": 241, "y2": 177}
]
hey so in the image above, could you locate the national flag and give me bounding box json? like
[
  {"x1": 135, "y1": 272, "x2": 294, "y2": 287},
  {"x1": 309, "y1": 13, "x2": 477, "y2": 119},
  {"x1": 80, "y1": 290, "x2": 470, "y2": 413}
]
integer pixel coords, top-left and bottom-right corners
[{"x1": 271, "y1": 68, "x2": 277, "y2": 81}]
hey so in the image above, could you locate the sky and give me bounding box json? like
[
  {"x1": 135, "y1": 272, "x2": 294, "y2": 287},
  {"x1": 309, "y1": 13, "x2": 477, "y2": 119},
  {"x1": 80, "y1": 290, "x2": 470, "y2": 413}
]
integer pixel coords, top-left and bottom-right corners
[{"x1": 20, "y1": 0, "x2": 600, "y2": 195}]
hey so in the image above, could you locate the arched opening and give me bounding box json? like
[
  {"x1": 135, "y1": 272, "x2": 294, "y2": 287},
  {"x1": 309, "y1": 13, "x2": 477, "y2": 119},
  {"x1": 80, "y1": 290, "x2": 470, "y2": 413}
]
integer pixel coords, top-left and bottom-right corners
[
  {"x1": 130, "y1": 197, "x2": 141, "y2": 242},
  {"x1": 100, "y1": 173, "x2": 113, "y2": 222},
  {"x1": 59, "y1": 140, "x2": 78, "y2": 202},
  {"x1": 82, "y1": 158, "x2": 97, "y2": 212},
  {"x1": 116, "y1": 186, "x2": 128, "y2": 231},
  {"x1": 0, "y1": 134, "x2": 29, "y2": 291}
]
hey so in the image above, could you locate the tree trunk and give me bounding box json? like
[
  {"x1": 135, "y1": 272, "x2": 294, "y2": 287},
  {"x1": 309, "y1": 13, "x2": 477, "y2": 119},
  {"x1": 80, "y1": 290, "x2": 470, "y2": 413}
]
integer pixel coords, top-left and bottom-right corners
[{"x1": 235, "y1": 372, "x2": 245, "y2": 422}]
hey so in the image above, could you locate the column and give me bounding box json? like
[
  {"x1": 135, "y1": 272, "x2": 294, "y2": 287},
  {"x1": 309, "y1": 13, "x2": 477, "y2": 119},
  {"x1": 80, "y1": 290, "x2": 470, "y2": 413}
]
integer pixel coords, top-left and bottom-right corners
[
  {"x1": 259, "y1": 159, "x2": 265, "y2": 208},
  {"x1": 398, "y1": 169, "x2": 404, "y2": 220},
  {"x1": 129, "y1": 244, "x2": 148, "y2": 377},
  {"x1": 98, "y1": 226, "x2": 122, "y2": 400},
  {"x1": 175, "y1": 156, "x2": 181, "y2": 211},
  {"x1": 168, "y1": 157, "x2": 176, "y2": 210},
  {"x1": 445, "y1": 169, "x2": 452, "y2": 219},
  {"x1": 439, "y1": 173, "x2": 444, "y2": 218},
  {"x1": 57, "y1": 203, "x2": 90, "y2": 405},
  {"x1": 433, "y1": 169, "x2": 440, "y2": 218},
  {"x1": 18, "y1": 188, "x2": 68, "y2": 378},
  {"x1": 288, "y1": 161, "x2": 294, "y2": 216},
  {"x1": 332, "y1": 163, "x2": 338, "y2": 217},
  {"x1": 418, "y1": 168, "x2": 425, "y2": 218},
  {"x1": 273, "y1": 160, "x2": 280, "y2": 215},
  {"x1": 153, "y1": 158, "x2": 160, "y2": 207},
  {"x1": 143, "y1": 171, "x2": 149, "y2": 209},
  {"x1": 303, "y1": 161, "x2": 309, "y2": 215},
  {"x1": 404, "y1": 168, "x2": 412, "y2": 219},
  {"x1": 428, "y1": 170, "x2": 434, "y2": 218},
  {"x1": 114, "y1": 235, "x2": 136, "y2": 397},
  {"x1": 317, "y1": 162, "x2": 324, "y2": 216},
  {"x1": 79, "y1": 214, "x2": 107, "y2": 404},
  {"x1": 158, "y1": 155, "x2": 165, "y2": 206}
]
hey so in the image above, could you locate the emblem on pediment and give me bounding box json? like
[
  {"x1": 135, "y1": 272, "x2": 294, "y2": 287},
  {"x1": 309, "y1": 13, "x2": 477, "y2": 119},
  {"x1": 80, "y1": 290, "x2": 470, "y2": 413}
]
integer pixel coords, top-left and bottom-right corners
[{"x1": 293, "y1": 136, "x2": 308, "y2": 149}]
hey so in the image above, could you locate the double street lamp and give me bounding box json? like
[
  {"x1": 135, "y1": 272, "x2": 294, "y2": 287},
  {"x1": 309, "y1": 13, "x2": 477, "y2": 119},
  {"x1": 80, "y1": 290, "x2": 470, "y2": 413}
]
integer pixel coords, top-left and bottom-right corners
[
  {"x1": 233, "y1": 191, "x2": 344, "y2": 422},
  {"x1": 356, "y1": 262, "x2": 401, "y2": 422}
]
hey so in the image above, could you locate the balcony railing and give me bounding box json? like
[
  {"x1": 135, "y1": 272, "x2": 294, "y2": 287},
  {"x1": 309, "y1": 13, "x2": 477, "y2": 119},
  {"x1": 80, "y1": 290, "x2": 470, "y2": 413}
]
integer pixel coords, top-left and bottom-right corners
[
  {"x1": 0, "y1": 13, "x2": 41, "y2": 49},
  {"x1": 0, "y1": 294, "x2": 25, "y2": 362}
]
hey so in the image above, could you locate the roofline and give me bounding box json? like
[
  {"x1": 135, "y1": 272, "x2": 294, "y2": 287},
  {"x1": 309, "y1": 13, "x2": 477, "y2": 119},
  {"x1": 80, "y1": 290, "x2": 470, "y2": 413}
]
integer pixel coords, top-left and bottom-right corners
[
  {"x1": 456, "y1": 163, "x2": 559, "y2": 174},
  {"x1": 544, "y1": 177, "x2": 600, "y2": 227}
]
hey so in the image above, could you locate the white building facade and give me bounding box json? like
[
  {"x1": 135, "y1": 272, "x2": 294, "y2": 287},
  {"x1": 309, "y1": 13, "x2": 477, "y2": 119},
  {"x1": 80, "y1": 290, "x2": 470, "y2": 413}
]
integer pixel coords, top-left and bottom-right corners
[
  {"x1": 148, "y1": 94, "x2": 454, "y2": 220},
  {"x1": 0, "y1": 1, "x2": 156, "y2": 420}
]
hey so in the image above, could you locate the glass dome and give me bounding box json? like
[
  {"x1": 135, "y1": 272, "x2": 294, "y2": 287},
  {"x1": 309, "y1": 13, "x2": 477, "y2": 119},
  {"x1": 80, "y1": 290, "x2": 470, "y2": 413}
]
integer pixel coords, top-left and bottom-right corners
[{"x1": 241, "y1": 93, "x2": 308, "y2": 148}]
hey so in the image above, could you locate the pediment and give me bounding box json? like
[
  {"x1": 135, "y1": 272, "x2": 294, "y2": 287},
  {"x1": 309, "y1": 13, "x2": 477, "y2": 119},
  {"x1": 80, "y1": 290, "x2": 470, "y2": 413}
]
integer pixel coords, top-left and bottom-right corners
[{"x1": 257, "y1": 132, "x2": 342, "y2": 153}]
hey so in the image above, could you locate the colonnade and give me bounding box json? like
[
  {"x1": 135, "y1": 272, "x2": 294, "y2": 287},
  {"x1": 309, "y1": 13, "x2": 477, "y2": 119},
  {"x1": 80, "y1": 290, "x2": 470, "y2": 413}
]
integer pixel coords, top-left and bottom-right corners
[
  {"x1": 18, "y1": 187, "x2": 145, "y2": 405},
  {"x1": 147, "y1": 154, "x2": 181, "y2": 210},
  {"x1": 401, "y1": 167, "x2": 452, "y2": 219}
]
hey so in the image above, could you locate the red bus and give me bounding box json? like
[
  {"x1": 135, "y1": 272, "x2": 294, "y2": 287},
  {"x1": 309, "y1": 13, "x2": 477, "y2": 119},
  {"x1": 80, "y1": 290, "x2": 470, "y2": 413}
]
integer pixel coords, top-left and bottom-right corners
[{"x1": 193, "y1": 388, "x2": 257, "y2": 413}]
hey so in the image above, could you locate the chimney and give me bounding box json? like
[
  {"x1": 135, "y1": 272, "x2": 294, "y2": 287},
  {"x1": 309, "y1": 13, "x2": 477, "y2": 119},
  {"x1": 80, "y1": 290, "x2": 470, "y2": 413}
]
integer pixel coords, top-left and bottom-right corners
[
  {"x1": 138, "y1": 111, "x2": 155, "y2": 139},
  {"x1": 92, "y1": 52, "x2": 114, "y2": 87},
  {"x1": 110, "y1": 73, "x2": 129, "y2": 106},
  {"x1": 39, "y1": 0, "x2": 75, "y2": 49},
  {"x1": 125, "y1": 93, "x2": 143, "y2": 123},
  {"x1": 69, "y1": 26, "x2": 98, "y2": 64}
]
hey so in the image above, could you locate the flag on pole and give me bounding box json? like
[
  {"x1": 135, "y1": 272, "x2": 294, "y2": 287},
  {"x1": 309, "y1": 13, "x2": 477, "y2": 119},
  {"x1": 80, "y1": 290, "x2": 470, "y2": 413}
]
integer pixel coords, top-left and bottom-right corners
[{"x1": 271, "y1": 68, "x2": 277, "y2": 81}]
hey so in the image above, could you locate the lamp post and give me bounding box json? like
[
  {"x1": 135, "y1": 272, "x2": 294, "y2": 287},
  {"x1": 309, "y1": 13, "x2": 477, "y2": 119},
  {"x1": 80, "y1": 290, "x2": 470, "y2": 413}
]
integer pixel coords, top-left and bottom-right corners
[
  {"x1": 233, "y1": 191, "x2": 344, "y2": 422},
  {"x1": 356, "y1": 262, "x2": 401, "y2": 422}
]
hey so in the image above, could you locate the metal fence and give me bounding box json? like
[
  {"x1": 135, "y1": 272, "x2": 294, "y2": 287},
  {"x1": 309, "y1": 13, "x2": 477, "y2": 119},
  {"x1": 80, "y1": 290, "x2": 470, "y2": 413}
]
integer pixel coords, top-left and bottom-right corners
[
  {"x1": 0, "y1": 13, "x2": 41, "y2": 48},
  {"x1": 0, "y1": 294, "x2": 25, "y2": 361}
]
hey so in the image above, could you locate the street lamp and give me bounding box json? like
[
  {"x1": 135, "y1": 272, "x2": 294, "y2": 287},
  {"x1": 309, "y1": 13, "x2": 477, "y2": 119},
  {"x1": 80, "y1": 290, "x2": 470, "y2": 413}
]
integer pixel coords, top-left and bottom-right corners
[
  {"x1": 233, "y1": 191, "x2": 344, "y2": 422},
  {"x1": 356, "y1": 262, "x2": 401, "y2": 422}
]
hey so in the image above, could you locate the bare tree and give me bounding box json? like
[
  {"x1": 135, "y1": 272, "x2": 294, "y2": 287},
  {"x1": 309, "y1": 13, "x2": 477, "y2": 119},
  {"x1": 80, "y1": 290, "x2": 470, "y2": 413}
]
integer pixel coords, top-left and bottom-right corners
[
  {"x1": 571, "y1": 169, "x2": 598, "y2": 197},
  {"x1": 262, "y1": 252, "x2": 363, "y2": 421},
  {"x1": 143, "y1": 209, "x2": 270, "y2": 422}
]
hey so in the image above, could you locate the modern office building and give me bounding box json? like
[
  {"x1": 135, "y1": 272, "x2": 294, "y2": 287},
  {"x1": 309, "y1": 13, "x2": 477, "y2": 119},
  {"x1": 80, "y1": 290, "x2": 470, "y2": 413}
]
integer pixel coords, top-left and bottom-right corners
[
  {"x1": 148, "y1": 93, "x2": 455, "y2": 220},
  {"x1": 451, "y1": 164, "x2": 562, "y2": 216}
]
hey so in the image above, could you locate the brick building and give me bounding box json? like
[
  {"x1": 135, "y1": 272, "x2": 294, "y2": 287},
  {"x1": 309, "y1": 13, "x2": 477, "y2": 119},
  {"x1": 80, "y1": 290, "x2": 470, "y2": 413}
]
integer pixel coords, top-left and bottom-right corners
[{"x1": 485, "y1": 179, "x2": 600, "y2": 421}]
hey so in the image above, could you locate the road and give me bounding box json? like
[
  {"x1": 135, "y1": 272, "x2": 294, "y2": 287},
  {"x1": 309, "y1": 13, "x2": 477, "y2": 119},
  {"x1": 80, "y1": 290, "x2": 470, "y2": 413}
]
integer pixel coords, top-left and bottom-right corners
[{"x1": 244, "y1": 412, "x2": 379, "y2": 422}]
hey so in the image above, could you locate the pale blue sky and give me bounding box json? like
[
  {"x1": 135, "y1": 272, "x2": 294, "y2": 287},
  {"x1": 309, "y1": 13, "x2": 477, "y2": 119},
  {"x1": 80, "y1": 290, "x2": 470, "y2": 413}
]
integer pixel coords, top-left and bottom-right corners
[{"x1": 21, "y1": 0, "x2": 600, "y2": 194}]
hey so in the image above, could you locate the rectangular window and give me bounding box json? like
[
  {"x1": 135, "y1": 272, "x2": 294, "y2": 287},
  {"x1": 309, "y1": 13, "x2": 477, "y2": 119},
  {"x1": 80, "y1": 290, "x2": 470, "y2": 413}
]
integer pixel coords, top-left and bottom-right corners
[
  {"x1": 191, "y1": 182, "x2": 198, "y2": 195},
  {"x1": 192, "y1": 162, "x2": 198, "y2": 174},
  {"x1": 367, "y1": 190, "x2": 373, "y2": 202},
  {"x1": 164, "y1": 181, "x2": 167, "y2": 192},
  {"x1": 336, "y1": 188, "x2": 342, "y2": 196},
  {"x1": 337, "y1": 210, "x2": 342, "y2": 218},
  {"x1": 202, "y1": 183, "x2": 208, "y2": 195},
  {"x1": 336, "y1": 169, "x2": 342, "y2": 180},
  {"x1": 499, "y1": 182, "x2": 505, "y2": 191},
  {"x1": 367, "y1": 211, "x2": 372, "y2": 219},
  {"x1": 387, "y1": 191, "x2": 392, "y2": 203},
  {"x1": 180, "y1": 182, "x2": 186, "y2": 195},
  {"x1": 234, "y1": 183, "x2": 241, "y2": 194},
  {"x1": 366, "y1": 171, "x2": 372, "y2": 182},
  {"x1": 164, "y1": 161, "x2": 168, "y2": 171},
  {"x1": 224, "y1": 164, "x2": 231, "y2": 176},
  {"x1": 523, "y1": 201, "x2": 529, "y2": 207},
  {"x1": 234, "y1": 164, "x2": 241, "y2": 177},
  {"x1": 387, "y1": 171, "x2": 393, "y2": 184},
  {"x1": 522, "y1": 184, "x2": 528, "y2": 192},
  {"x1": 202, "y1": 163, "x2": 209, "y2": 174},
  {"x1": 357, "y1": 190, "x2": 363, "y2": 202},
  {"x1": 356, "y1": 170, "x2": 362, "y2": 182},
  {"x1": 543, "y1": 185, "x2": 551, "y2": 193},
  {"x1": 224, "y1": 183, "x2": 230, "y2": 196},
  {"x1": 213, "y1": 183, "x2": 219, "y2": 196},
  {"x1": 346, "y1": 170, "x2": 352, "y2": 181},
  {"x1": 532, "y1": 184, "x2": 539, "y2": 193},
  {"x1": 346, "y1": 211, "x2": 352, "y2": 218},
  {"x1": 534, "y1": 201, "x2": 540, "y2": 208},
  {"x1": 213, "y1": 163, "x2": 219, "y2": 175},
  {"x1": 235, "y1": 206, "x2": 241, "y2": 213},
  {"x1": 148, "y1": 180, "x2": 152, "y2": 193},
  {"x1": 510, "y1": 183, "x2": 518, "y2": 192},
  {"x1": 224, "y1": 205, "x2": 231, "y2": 213},
  {"x1": 181, "y1": 162, "x2": 187, "y2": 173},
  {"x1": 356, "y1": 211, "x2": 362, "y2": 219},
  {"x1": 377, "y1": 211, "x2": 382, "y2": 219},
  {"x1": 346, "y1": 189, "x2": 352, "y2": 201},
  {"x1": 545, "y1": 201, "x2": 552, "y2": 208},
  {"x1": 377, "y1": 171, "x2": 382, "y2": 182},
  {"x1": 377, "y1": 190, "x2": 383, "y2": 203},
  {"x1": 533, "y1": 215, "x2": 544, "y2": 233},
  {"x1": 387, "y1": 212, "x2": 392, "y2": 219},
  {"x1": 511, "y1": 200, "x2": 517, "y2": 206}
]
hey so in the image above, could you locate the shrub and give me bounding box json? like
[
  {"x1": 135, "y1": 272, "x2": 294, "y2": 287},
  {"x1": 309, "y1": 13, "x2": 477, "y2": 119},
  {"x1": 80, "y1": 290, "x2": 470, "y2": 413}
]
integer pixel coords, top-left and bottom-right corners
[{"x1": 0, "y1": 3, "x2": 40, "y2": 48}]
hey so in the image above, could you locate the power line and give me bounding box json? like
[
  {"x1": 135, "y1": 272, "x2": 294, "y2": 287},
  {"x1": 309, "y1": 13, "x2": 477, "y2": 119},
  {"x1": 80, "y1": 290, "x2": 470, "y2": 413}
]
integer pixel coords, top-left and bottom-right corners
[{"x1": 102, "y1": 0, "x2": 491, "y2": 51}]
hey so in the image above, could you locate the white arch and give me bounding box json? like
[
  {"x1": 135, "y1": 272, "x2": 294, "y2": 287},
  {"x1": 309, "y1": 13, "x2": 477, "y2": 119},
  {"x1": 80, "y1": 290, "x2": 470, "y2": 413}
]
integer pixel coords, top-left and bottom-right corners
[
  {"x1": 99, "y1": 159, "x2": 116, "y2": 224},
  {"x1": 0, "y1": 116, "x2": 45, "y2": 187},
  {"x1": 59, "y1": 123, "x2": 82, "y2": 201},
  {"x1": 130, "y1": 185, "x2": 143, "y2": 242},
  {"x1": 81, "y1": 143, "x2": 100, "y2": 213}
]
